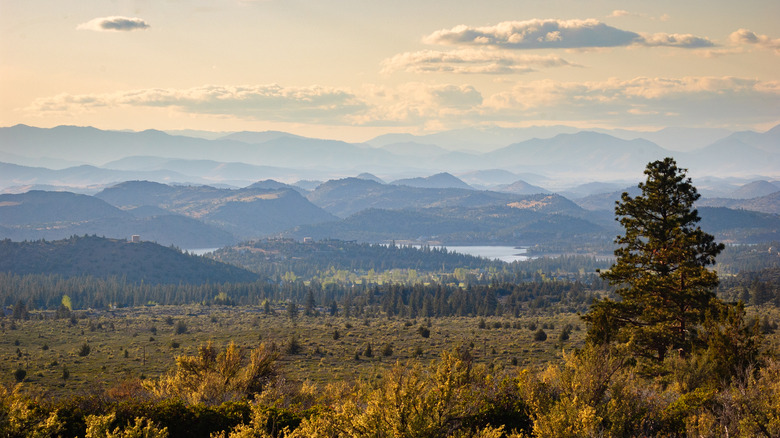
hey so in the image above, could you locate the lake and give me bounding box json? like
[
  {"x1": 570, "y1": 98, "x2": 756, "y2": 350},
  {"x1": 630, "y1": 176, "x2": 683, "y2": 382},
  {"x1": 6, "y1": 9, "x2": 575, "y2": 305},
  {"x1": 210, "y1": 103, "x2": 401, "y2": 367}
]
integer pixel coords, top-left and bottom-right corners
[
  {"x1": 187, "y1": 248, "x2": 220, "y2": 256},
  {"x1": 187, "y1": 244, "x2": 529, "y2": 263},
  {"x1": 431, "y1": 245, "x2": 529, "y2": 263}
]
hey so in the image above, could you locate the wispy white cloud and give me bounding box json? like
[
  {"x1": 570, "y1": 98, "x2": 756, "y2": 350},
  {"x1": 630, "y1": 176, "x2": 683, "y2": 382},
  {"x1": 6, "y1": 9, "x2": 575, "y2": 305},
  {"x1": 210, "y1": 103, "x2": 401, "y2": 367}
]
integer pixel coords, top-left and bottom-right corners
[
  {"x1": 730, "y1": 29, "x2": 780, "y2": 54},
  {"x1": 381, "y1": 49, "x2": 578, "y2": 74},
  {"x1": 356, "y1": 83, "x2": 483, "y2": 128},
  {"x1": 359, "y1": 77, "x2": 779, "y2": 128},
  {"x1": 423, "y1": 19, "x2": 713, "y2": 50},
  {"x1": 609, "y1": 10, "x2": 633, "y2": 18},
  {"x1": 26, "y1": 85, "x2": 367, "y2": 123},
  {"x1": 23, "y1": 77, "x2": 778, "y2": 129},
  {"x1": 637, "y1": 33, "x2": 714, "y2": 48},
  {"x1": 608, "y1": 10, "x2": 670, "y2": 21},
  {"x1": 481, "y1": 76, "x2": 780, "y2": 126},
  {"x1": 77, "y1": 16, "x2": 150, "y2": 32}
]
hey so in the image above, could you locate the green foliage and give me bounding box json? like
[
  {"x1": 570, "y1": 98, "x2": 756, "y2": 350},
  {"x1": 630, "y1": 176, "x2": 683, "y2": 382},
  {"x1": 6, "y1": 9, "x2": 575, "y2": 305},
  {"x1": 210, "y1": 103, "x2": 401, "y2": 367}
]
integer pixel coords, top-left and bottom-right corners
[
  {"x1": 585, "y1": 158, "x2": 726, "y2": 362},
  {"x1": 381, "y1": 343, "x2": 393, "y2": 357},
  {"x1": 78, "y1": 342, "x2": 92, "y2": 357},
  {"x1": 289, "y1": 347, "x2": 532, "y2": 437},
  {"x1": 61, "y1": 295, "x2": 73, "y2": 311},
  {"x1": 0, "y1": 235, "x2": 259, "y2": 286},
  {"x1": 285, "y1": 335, "x2": 302, "y2": 355},
  {"x1": 85, "y1": 413, "x2": 169, "y2": 438},
  {"x1": 13, "y1": 368, "x2": 26, "y2": 382},
  {"x1": 303, "y1": 290, "x2": 315, "y2": 317},
  {"x1": 363, "y1": 343, "x2": 373, "y2": 358},
  {"x1": 145, "y1": 342, "x2": 278, "y2": 406},
  {"x1": 0, "y1": 384, "x2": 65, "y2": 437},
  {"x1": 174, "y1": 321, "x2": 188, "y2": 335},
  {"x1": 286, "y1": 302, "x2": 298, "y2": 320},
  {"x1": 558, "y1": 324, "x2": 572, "y2": 342}
]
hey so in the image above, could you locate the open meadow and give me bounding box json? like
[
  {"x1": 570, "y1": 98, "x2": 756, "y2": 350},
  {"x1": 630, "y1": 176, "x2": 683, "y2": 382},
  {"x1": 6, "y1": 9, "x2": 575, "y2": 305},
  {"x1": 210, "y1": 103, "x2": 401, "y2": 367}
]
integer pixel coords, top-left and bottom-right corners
[{"x1": 1, "y1": 305, "x2": 588, "y2": 398}]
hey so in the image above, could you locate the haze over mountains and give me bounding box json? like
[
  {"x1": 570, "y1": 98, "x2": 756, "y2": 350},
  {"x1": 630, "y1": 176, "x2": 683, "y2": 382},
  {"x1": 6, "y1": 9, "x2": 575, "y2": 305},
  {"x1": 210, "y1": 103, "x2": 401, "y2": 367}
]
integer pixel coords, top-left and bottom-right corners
[
  {"x1": 1, "y1": 124, "x2": 778, "y2": 194},
  {"x1": 0, "y1": 123, "x2": 778, "y2": 251}
]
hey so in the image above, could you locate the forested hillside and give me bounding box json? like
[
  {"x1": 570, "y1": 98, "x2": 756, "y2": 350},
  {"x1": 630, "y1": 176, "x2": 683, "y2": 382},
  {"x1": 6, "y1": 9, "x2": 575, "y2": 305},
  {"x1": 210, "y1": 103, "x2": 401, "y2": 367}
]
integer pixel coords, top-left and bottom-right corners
[{"x1": 0, "y1": 236, "x2": 258, "y2": 285}]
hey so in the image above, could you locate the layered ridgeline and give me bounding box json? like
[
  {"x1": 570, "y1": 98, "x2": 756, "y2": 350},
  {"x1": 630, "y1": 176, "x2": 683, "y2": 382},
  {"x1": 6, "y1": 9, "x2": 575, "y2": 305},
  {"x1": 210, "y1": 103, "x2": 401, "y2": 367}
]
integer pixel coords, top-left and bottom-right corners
[
  {"x1": 2, "y1": 178, "x2": 778, "y2": 251},
  {"x1": 0, "y1": 235, "x2": 259, "y2": 284},
  {"x1": 0, "y1": 190, "x2": 235, "y2": 248},
  {"x1": 0, "y1": 182, "x2": 337, "y2": 248},
  {"x1": 94, "y1": 180, "x2": 337, "y2": 240},
  {"x1": 1, "y1": 124, "x2": 778, "y2": 190}
]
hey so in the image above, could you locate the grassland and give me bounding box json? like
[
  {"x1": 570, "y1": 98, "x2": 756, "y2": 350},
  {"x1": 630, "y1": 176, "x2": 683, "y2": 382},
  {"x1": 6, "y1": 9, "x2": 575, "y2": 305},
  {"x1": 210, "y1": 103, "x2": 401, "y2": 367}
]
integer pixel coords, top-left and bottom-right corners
[{"x1": 1, "y1": 305, "x2": 588, "y2": 398}]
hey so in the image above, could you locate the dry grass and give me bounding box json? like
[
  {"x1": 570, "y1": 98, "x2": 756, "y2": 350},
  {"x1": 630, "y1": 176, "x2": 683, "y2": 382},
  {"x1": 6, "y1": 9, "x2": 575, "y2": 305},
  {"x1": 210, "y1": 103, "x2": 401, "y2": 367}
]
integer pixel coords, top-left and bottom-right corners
[{"x1": 0, "y1": 305, "x2": 590, "y2": 398}]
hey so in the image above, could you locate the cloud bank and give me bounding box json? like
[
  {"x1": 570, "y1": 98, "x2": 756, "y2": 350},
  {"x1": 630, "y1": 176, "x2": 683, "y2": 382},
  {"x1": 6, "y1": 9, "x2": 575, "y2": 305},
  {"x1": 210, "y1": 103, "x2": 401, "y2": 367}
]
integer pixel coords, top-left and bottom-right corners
[
  {"x1": 28, "y1": 84, "x2": 366, "y2": 123},
  {"x1": 381, "y1": 49, "x2": 577, "y2": 74},
  {"x1": 730, "y1": 29, "x2": 780, "y2": 54},
  {"x1": 481, "y1": 76, "x2": 779, "y2": 126},
  {"x1": 423, "y1": 19, "x2": 713, "y2": 49},
  {"x1": 25, "y1": 77, "x2": 778, "y2": 129},
  {"x1": 77, "y1": 16, "x2": 150, "y2": 32}
]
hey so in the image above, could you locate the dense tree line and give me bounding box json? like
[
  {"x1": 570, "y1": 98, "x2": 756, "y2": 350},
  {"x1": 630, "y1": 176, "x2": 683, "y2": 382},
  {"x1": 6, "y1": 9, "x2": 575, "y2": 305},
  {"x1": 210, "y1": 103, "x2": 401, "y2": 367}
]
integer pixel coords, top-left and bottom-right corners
[
  {"x1": 719, "y1": 267, "x2": 780, "y2": 307},
  {"x1": 714, "y1": 241, "x2": 780, "y2": 274},
  {"x1": 1, "y1": 270, "x2": 776, "y2": 320},
  {"x1": 210, "y1": 239, "x2": 505, "y2": 277},
  {"x1": 210, "y1": 239, "x2": 615, "y2": 282},
  {"x1": 0, "y1": 272, "x2": 598, "y2": 317}
]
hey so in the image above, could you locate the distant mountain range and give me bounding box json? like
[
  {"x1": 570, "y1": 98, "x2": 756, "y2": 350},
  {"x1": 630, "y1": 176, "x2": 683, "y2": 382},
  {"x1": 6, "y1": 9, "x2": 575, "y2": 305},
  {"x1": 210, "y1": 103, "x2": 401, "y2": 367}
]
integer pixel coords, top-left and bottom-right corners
[
  {"x1": 0, "y1": 175, "x2": 777, "y2": 250},
  {"x1": 94, "y1": 181, "x2": 337, "y2": 239},
  {"x1": 1, "y1": 124, "x2": 778, "y2": 192},
  {"x1": 390, "y1": 172, "x2": 473, "y2": 190},
  {"x1": 0, "y1": 123, "x2": 777, "y2": 250},
  {"x1": 0, "y1": 190, "x2": 236, "y2": 248}
]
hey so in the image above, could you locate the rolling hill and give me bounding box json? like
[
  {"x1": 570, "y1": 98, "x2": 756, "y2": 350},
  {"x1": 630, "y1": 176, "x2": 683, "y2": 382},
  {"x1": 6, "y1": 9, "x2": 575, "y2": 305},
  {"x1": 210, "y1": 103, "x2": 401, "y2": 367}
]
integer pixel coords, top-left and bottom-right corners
[
  {"x1": 390, "y1": 172, "x2": 473, "y2": 189},
  {"x1": 0, "y1": 235, "x2": 259, "y2": 284},
  {"x1": 96, "y1": 181, "x2": 338, "y2": 239},
  {"x1": 306, "y1": 177, "x2": 532, "y2": 218},
  {"x1": 0, "y1": 190, "x2": 236, "y2": 248}
]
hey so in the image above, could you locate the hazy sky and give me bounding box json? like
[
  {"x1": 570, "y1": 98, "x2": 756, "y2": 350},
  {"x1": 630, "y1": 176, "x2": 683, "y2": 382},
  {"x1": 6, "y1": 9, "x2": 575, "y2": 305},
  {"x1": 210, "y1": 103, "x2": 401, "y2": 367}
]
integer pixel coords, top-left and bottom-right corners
[{"x1": 1, "y1": 0, "x2": 778, "y2": 142}]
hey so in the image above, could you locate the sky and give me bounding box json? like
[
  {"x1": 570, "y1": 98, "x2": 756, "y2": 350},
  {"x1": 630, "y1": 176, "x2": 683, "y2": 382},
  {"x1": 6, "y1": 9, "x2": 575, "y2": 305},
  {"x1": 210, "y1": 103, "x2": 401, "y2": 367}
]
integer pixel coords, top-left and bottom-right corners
[{"x1": 1, "y1": 0, "x2": 779, "y2": 143}]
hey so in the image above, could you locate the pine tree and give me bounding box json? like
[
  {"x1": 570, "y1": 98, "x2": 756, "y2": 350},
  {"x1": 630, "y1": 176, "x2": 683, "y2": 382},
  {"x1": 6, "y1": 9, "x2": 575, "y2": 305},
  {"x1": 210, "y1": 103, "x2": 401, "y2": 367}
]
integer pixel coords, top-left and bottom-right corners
[
  {"x1": 287, "y1": 301, "x2": 299, "y2": 320},
  {"x1": 304, "y1": 290, "x2": 316, "y2": 316},
  {"x1": 583, "y1": 158, "x2": 725, "y2": 362}
]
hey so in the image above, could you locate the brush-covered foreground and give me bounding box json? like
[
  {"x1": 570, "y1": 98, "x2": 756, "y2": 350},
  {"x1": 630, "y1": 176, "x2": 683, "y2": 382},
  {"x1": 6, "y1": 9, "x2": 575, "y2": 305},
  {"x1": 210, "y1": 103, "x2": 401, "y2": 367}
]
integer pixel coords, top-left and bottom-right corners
[
  {"x1": 1, "y1": 306, "x2": 586, "y2": 397},
  {"x1": 1, "y1": 305, "x2": 779, "y2": 437}
]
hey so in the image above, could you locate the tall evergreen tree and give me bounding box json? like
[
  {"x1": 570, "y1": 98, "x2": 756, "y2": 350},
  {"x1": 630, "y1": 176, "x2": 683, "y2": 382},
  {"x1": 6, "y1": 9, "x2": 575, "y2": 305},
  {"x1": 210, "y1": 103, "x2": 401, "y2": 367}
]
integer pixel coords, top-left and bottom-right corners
[
  {"x1": 304, "y1": 290, "x2": 316, "y2": 316},
  {"x1": 287, "y1": 301, "x2": 299, "y2": 320},
  {"x1": 583, "y1": 158, "x2": 725, "y2": 362}
]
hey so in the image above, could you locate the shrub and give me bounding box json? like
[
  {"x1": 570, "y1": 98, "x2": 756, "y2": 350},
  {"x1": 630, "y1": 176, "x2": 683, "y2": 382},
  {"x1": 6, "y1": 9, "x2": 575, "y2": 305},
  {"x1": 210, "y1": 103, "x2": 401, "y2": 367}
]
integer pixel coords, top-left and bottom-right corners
[
  {"x1": 286, "y1": 334, "x2": 302, "y2": 355},
  {"x1": 13, "y1": 367, "x2": 26, "y2": 382},
  {"x1": 533, "y1": 329, "x2": 547, "y2": 342},
  {"x1": 84, "y1": 413, "x2": 169, "y2": 438},
  {"x1": 175, "y1": 320, "x2": 188, "y2": 335},
  {"x1": 78, "y1": 343, "x2": 91, "y2": 357},
  {"x1": 382, "y1": 343, "x2": 394, "y2": 357},
  {"x1": 146, "y1": 342, "x2": 278, "y2": 406}
]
